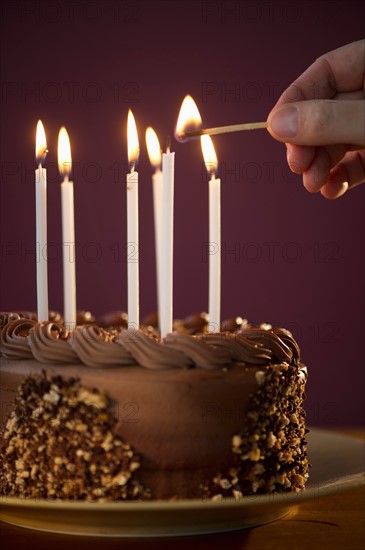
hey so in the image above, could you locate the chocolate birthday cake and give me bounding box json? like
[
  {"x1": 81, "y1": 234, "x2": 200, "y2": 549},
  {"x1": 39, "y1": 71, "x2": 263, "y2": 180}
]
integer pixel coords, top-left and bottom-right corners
[{"x1": 0, "y1": 311, "x2": 308, "y2": 501}]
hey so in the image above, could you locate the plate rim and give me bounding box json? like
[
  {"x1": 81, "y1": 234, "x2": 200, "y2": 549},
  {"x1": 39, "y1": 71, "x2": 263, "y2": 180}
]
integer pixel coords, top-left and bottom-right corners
[
  {"x1": 1, "y1": 428, "x2": 364, "y2": 512},
  {"x1": 1, "y1": 472, "x2": 364, "y2": 511}
]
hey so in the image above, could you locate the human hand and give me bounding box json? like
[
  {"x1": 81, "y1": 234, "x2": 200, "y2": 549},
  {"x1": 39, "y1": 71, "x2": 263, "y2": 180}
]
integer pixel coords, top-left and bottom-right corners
[{"x1": 267, "y1": 40, "x2": 365, "y2": 199}]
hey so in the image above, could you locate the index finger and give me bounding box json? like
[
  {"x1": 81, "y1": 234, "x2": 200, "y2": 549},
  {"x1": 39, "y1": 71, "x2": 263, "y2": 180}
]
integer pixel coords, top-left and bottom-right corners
[{"x1": 274, "y1": 40, "x2": 365, "y2": 108}]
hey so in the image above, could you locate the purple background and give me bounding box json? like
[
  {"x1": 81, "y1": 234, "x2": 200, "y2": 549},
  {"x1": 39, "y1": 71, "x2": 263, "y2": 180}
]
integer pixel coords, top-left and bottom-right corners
[{"x1": 1, "y1": 0, "x2": 364, "y2": 427}]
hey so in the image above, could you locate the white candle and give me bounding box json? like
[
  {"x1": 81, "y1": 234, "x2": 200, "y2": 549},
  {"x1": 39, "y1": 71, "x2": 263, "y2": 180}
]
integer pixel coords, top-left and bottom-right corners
[
  {"x1": 145, "y1": 127, "x2": 163, "y2": 329},
  {"x1": 127, "y1": 110, "x2": 140, "y2": 329},
  {"x1": 201, "y1": 135, "x2": 221, "y2": 332},
  {"x1": 58, "y1": 127, "x2": 76, "y2": 329},
  {"x1": 160, "y1": 141, "x2": 175, "y2": 339},
  {"x1": 35, "y1": 120, "x2": 49, "y2": 322}
]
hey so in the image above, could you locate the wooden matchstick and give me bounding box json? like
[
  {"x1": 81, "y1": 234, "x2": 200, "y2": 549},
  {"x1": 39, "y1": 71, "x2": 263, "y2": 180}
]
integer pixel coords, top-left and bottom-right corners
[{"x1": 177, "y1": 121, "x2": 267, "y2": 141}]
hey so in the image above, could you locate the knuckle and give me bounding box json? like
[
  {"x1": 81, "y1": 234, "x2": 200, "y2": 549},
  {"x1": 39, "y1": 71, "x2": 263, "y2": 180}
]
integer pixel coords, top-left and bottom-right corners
[{"x1": 302, "y1": 102, "x2": 334, "y2": 139}]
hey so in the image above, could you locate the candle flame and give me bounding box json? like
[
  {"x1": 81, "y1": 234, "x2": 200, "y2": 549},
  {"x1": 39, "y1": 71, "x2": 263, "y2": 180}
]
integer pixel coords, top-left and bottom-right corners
[
  {"x1": 201, "y1": 135, "x2": 218, "y2": 175},
  {"x1": 175, "y1": 95, "x2": 202, "y2": 140},
  {"x1": 36, "y1": 120, "x2": 47, "y2": 166},
  {"x1": 58, "y1": 127, "x2": 72, "y2": 178},
  {"x1": 145, "y1": 127, "x2": 162, "y2": 169},
  {"x1": 127, "y1": 109, "x2": 139, "y2": 168}
]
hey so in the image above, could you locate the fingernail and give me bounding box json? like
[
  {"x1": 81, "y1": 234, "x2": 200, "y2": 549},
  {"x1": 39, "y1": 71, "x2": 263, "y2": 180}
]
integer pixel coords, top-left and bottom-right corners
[
  {"x1": 286, "y1": 143, "x2": 301, "y2": 173},
  {"x1": 286, "y1": 143, "x2": 293, "y2": 164},
  {"x1": 270, "y1": 107, "x2": 298, "y2": 138}
]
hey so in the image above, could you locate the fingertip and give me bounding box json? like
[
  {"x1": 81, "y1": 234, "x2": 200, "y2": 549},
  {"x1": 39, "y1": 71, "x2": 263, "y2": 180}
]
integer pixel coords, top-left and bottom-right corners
[
  {"x1": 266, "y1": 109, "x2": 286, "y2": 142},
  {"x1": 287, "y1": 144, "x2": 303, "y2": 174},
  {"x1": 320, "y1": 165, "x2": 350, "y2": 199},
  {"x1": 288, "y1": 161, "x2": 303, "y2": 175},
  {"x1": 303, "y1": 148, "x2": 332, "y2": 193},
  {"x1": 267, "y1": 105, "x2": 299, "y2": 142},
  {"x1": 321, "y1": 181, "x2": 349, "y2": 199},
  {"x1": 286, "y1": 143, "x2": 316, "y2": 174},
  {"x1": 336, "y1": 181, "x2": 349, "y2": 198},
  {"x1": 303, "y1": 170, "x2": 323, "y2": 193},
  {"x1": 303, "y1": 179, "x2": 321, "y2": 193}
]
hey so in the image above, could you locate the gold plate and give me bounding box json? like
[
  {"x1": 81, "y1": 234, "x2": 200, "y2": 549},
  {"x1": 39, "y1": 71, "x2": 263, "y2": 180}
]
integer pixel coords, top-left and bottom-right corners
[{"x1": 1, "y1": 429, "x2": 364, "y2": 537}]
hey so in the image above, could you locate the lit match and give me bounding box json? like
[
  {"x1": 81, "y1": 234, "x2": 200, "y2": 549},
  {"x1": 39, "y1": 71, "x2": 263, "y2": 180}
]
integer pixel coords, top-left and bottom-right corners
[{"x1": 175, "y1": 95, "x2": 267, "y2": 142}]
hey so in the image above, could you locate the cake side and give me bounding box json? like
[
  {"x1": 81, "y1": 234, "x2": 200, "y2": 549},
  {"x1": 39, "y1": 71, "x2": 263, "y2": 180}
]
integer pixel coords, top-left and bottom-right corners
[
  {"x1": 204, "y1": 363, "x2": 308, "y2": 499},
  {"x1": 0, "y1": 360, "x2": 308, "y2": 500},
  {"x1": 0, "y1": 372, "x2": 148, "y2": 501},
  {"x1": 0, "y1": 313, "x2": 309, "y2": 500}
]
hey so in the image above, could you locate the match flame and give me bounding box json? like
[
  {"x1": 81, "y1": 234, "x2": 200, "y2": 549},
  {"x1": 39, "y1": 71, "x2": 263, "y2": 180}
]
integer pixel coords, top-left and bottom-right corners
[
  {"x1": 58, "y1": 127, "x2": 72, "y2": 178},
  {"x1": 201, "y1": 135, "x2": 218, "y2": 175},
  {"x1": 36, "y1": 120, "x2": 47, "y2": 166},
  {"x1": 127, "y1": 109, "x2": 139, "y2": 168},
  {"x1": 175, "y1": 95, "x2": 202, "y2": 140},
  {"x1": 145, "y1": 127, "x2": 162, "y2": 170}
]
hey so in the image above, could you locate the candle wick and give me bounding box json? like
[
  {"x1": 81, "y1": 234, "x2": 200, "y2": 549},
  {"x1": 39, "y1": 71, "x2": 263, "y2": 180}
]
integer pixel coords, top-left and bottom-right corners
[
  {"x1": 211, "y1": 172, "x2": 216, "y2": 182},
  {"x1": 36, "y1": 148, "x2": 48, "y2": 168},
  {"x1": 130, "y1": 162, "x2": 135, "y2": 174},
  {"x1": 64, "y1": 174, "x2": 69, "y2": 183},
  {"x1": 166, "y1": 135, "x2": 171, "y2": 154}
]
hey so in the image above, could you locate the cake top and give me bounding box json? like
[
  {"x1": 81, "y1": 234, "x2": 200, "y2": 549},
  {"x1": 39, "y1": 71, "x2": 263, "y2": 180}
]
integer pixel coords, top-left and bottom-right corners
[{"x1": 0, "y1": 311, "x2": 301, "y2": 371}]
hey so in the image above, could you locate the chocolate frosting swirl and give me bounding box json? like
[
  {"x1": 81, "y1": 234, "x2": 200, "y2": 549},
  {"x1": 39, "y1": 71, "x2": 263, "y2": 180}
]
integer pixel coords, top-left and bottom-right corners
[
  {"x1": 198, "y1": 333, "x2": 272, "y2": 364},
  {"x1": 15, "y1": 311, "x2": 38, "y2": 321},
  {"x1": 0, "y1": 318, "x2": 37, "y2": 359},
  {"x1": 0, "y1": 312, "x2": 22, "y2": 330},
  {"x1": 0, "y1": 312, "x2": 302, "y2": 371},
  {"x1": 28, "y1": 322, "x2": 79, "y2": 365},
  {"x1": 116, "y1": 329, "x2": 192, "y2": 369},
  {"x1": 164, "y1": 333, "x2": 231, "y2": 369},
  {"x1": 240, "y1": 328, "x2": 293, "y2": 364},
  {"x1": 272, "y1": 328, "x2": 300, "y2": 365},
  {"x1": 71, "y1": 325, "x2": 135, "y2": 367}
]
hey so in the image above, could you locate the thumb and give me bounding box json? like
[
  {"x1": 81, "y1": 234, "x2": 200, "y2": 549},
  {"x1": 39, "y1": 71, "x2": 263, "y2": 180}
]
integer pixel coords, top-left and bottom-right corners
[{"x1": 267, "y1": 100, "x2": 365, "y2": 146}]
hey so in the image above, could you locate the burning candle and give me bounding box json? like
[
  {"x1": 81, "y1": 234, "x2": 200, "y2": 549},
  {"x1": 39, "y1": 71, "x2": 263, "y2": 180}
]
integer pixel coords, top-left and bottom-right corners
[
  {"x1": 162, "y1": 95, "x2": 204, "y2": 339},
  {"x1": 160, "y1": 139, "x2": 175, "y2": 339},
  {"x1": 127, "y1": 110, "x2": 140, "y2": 329},
  {"x1": 145, "y1": 127, "x2": 163, "y2": 329},
  {"x1": 176, "y1": 95, "x2": 222, "y2": 331},
  {"x1": 35, "y1": 120, "x2": 49, "y2": 322},
  {"x1": 58, "y1": 127, "x2": 76, "y2": 329},
  {"x1": 201, "y1": 135, "x2": 221, "y2": 332}
]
